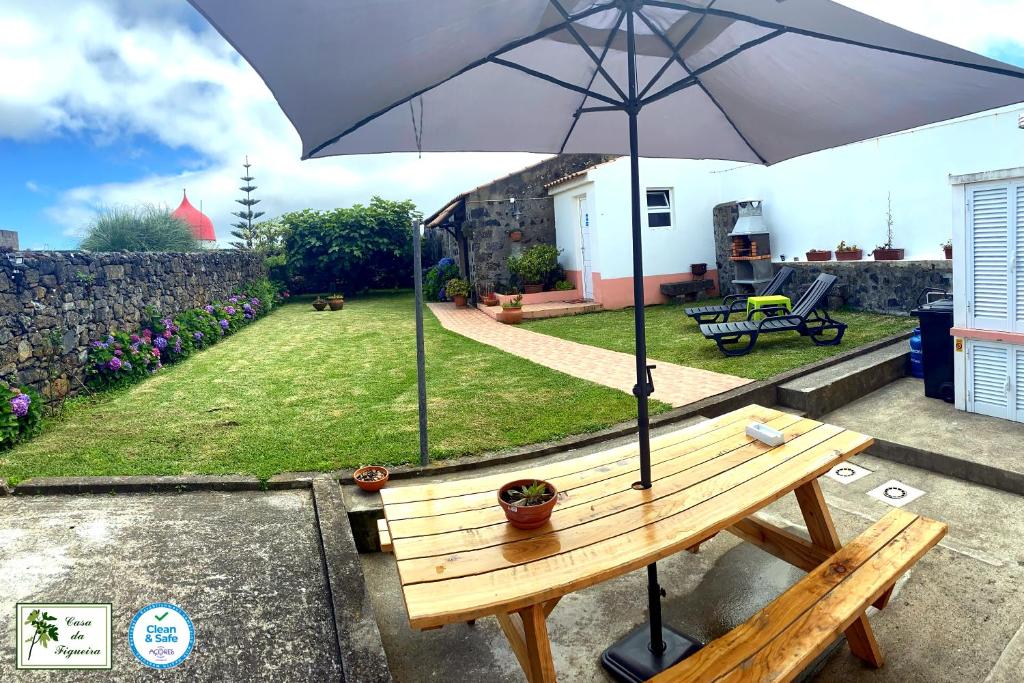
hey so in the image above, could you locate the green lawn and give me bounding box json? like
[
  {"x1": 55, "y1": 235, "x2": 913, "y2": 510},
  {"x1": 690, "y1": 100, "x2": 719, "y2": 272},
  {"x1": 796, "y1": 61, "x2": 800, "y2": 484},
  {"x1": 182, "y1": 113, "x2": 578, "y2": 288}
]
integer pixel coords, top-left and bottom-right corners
[
  {"x1": 0, "y1": 293, "x2": 669, "y2": 484},
  {"x1": 525, "y1": 299, "x2": 915, "y2": 380}
]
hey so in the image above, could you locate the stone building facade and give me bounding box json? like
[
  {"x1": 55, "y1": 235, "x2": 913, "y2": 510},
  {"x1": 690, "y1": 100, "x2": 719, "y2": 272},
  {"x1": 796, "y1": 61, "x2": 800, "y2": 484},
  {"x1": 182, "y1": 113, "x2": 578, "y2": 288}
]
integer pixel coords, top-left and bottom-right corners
[
  {"x1": 0, "y1": 230, "x2": 18, "y2": 251},
  {"x1": 425, "y1": 154, "x2": 616, "y2": 292},
  {"x1": 1, "y1": 250, "x2": 264, "y2": 400}
]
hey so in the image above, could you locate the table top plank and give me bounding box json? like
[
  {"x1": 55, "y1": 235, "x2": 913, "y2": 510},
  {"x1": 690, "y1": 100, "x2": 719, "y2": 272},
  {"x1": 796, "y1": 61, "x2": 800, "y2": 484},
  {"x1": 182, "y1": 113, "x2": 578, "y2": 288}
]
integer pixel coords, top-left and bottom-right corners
[
  {"x1": 389, "y1": 412, "x2": 805, "y2": 545},
  {"x1": 381, "y1": 405, "x2": 777, "y2": 508},
  {"x1": 395, "y1": 426, "x2": 873, "y2": 628},
  {"x1": 392, "y1": 416, "x2": 825, "y2": 563},
  {"x1": 395, "y1": 422, "x2": 843, "y2": 584}
]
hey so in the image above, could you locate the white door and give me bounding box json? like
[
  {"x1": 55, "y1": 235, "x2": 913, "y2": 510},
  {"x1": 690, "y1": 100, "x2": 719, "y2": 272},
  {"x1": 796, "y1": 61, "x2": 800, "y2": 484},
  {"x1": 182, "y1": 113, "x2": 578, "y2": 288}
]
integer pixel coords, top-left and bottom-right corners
[
  {"x1": 966, "y1": 183, "x2": 1011, "y2": 331},
  {"x1": 577, "y1": 195, "x2": 594, "y2": 300},
  {"x1": 967, "y1": 341, "x2": 1011, "y2": 419}
]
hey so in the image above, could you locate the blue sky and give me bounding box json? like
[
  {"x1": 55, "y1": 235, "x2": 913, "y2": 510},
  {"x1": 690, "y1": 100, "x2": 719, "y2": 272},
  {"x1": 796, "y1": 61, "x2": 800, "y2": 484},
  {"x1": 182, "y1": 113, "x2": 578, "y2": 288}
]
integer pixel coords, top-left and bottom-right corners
[{"x1": 2, "y1": 0, "x2": 1024, "y2": 250}]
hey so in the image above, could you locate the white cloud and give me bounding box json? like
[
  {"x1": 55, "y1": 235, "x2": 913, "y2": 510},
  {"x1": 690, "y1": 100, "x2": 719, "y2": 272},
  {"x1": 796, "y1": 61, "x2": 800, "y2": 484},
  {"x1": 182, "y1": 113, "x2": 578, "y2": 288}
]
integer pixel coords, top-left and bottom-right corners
[
  {"x1": 25, "y1": 181, "x2": 40, "y2": 193},
  {"x1": 2, "y1": 0, "x2": 1022, "y2": 249}
]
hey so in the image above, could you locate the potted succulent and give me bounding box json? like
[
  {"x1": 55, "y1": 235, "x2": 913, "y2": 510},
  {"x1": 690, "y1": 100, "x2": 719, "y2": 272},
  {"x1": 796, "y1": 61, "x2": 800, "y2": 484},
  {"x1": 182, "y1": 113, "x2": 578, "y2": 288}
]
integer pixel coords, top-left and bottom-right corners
[
  {"x1": 941, "y1": 238, "x2": 952, "y2": 260},
  {"x1": 835, "y1": 241, "x2": 863, "y2": 261},
  {"x1": 497, "y1": 294, "x2": 524, "y2": 324},
  {"x1": 354, "y1": 465, "x2": 390, "y2": 492},
  {"x1": 508, "y1": 244, "x2": 560, "y2": 294},
  {"x1": 312, "y1": 296, "x2": 328, "y2": 311},
  {"x1": 498, "y1": 479, "x2": 558, "y2": 529},
  {"x1": 805, "y1": 249, "x2": 832, "y2": 262},
  {"x1": 872, "y1": 193, "x2": 905, "y2": 261},
  {"x1": 445, "y1": 278, "x2": 471, "y2": 307},
  {"x1": 690, "y1": 263, "x2": 708, "y2": 277},
  {"x1": 327, "y1": 293, "x2": 345, "y2": 311}
]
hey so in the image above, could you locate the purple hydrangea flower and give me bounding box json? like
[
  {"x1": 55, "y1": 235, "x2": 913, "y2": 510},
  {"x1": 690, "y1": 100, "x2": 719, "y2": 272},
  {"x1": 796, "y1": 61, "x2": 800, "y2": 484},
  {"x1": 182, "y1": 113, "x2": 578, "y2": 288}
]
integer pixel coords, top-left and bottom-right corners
[
  {"x1": 108, "y1": 356, "x2": 122, "y2": 371},
  {"x1": 225, "y1": 306, "x2": 236, "y2": 316},
  {"x1": 250, "y1": 298, "x2": 260, "y2": 307},
  {"x1": 243, "y1": 303, "x2": 253, "y2": 313},
  {"x1": 106, "y1": 335, "x2": 115, "y2": 344},
  {"x1": 244, "y1": 312, "x2": 253, "y2": 320},
  {"x1": 229, "y1": 296, "x2": 239, "y2": 304},
  {"x1": 173, "y1": 337, "x2": 182, "y2": 353},
  {"x1": 10, "y1": 393, "x2": 30, "y2": 418},
  {"x1": 193, "y1": 331, "x2": 204, "y2": 341},
  {"x1": 204, "y1": 305, "x2": 215, "y2": 314},
  {"x1": 154, "y1": 337, "x2": 168, "y2": 350},
  {"x1": 219, "y1": 319, "x2": 230, "y2": 331},
  {"x1": 130, "y1": 343, "x2": 140, "y2": 354},
  {"x1": 151, "y1": 347, "x2": 162, "y2": 358},
  {"x1": 114, "y1": 349, "x2": 123, "y2": 357},
  {"x1": 130, "y1": 334, "x2": 140, "y2": 343},
  {"x1": 142, "y1": 329, "x2": 153, "y2": 339}
]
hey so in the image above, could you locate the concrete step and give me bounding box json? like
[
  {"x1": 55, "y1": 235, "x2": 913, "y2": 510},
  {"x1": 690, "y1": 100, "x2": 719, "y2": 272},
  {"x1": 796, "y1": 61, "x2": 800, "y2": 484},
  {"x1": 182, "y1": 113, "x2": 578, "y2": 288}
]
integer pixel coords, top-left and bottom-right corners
[{"x1": 777, "y1": 342, "x2": 909, "y2": 418}]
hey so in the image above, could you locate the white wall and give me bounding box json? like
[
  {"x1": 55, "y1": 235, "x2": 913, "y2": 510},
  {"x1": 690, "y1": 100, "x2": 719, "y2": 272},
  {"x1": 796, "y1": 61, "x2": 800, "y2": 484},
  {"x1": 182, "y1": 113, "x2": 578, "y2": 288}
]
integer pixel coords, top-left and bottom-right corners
[{"x1": 713, "y1": 106, "x2": 1024, "y2": 261}]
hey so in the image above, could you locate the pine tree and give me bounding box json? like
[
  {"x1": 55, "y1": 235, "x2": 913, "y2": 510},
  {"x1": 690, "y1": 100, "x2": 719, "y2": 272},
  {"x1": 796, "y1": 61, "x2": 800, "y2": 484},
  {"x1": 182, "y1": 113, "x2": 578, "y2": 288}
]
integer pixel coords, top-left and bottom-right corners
[{"x1": 230, "y1": 156, "x2": 265, "y2": 250}]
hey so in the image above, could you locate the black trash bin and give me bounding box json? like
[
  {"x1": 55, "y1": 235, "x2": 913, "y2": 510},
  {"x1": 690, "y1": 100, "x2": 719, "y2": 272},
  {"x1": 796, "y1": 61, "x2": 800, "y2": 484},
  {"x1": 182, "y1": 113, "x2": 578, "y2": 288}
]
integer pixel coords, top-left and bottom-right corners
[{"x1": 911, "y1": 298, "x2": 955, "y2": 402}]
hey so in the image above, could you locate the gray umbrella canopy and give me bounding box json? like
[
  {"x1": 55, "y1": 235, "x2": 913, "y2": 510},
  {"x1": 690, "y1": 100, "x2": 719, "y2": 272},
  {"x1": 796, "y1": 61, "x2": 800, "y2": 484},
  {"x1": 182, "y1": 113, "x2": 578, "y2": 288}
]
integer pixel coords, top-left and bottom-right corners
[{"x1": 189, "y1": 0, "x2": 1024, "y2": 164}]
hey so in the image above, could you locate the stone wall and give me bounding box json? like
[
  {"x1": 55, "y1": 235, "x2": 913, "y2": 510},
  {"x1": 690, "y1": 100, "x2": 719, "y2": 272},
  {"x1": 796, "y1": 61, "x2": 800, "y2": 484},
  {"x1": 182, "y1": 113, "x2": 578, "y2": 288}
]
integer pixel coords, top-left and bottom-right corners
[
  {"x1": 430, "y1": 154, "x2": 617, "y2": 291},
  {"x1": 1, "y1": 251, "x2": 265, "y2": 400},
  {"x1": 712, "y1": 201, "x2": 740, "y2": 295},
  {"x1": 777, "y1": 260, "x2": 952, "y2": 314}
]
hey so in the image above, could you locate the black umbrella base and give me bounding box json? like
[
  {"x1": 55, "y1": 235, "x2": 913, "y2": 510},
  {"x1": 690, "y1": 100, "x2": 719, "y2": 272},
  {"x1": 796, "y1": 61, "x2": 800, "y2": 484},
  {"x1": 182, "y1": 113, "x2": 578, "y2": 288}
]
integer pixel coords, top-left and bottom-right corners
[{"x1": 601, "y1": 623, "x2": 703, "y2": 682}]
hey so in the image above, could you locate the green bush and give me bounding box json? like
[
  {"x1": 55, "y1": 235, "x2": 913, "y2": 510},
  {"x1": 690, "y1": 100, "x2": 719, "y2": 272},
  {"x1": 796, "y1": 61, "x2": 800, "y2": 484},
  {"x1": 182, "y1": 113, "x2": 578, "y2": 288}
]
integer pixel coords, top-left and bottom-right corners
[
  {"x1": 1, "y1": 384, "x2": 43, "y2": 451},
  {"x1": 508, "y1": 244, "x2": 561, "y2": 284},
  {"x1": 423, "y1": 257, "x2": 460, "y2": 301},
  {"x1": 445, "y1": 278, "x2": 471, "y2": 298},
  {"x1": 554, "y1": 279, "x2": 575, "y2": 291},
  {"x1": 80, "y1": 205, "x2": 201, "y2": 252}
]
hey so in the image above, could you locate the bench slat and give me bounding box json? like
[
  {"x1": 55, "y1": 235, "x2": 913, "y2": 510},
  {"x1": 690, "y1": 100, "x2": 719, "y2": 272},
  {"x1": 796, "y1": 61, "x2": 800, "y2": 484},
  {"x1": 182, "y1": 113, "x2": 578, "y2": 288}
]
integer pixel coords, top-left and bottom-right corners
[
  {"x1": 391, "y1": 414, "x2": 811, "y2": 559},
  {"x1": 399, "y1": 429, "x2": 872, "y2": 628},
  {"x1": 652, "y1": 509, "x2": 947, "y2": 683},
  {"x1": 395, "y1": 420, "x2": 833, "y2": 580},
  {"x1": 381, "y1": 406, "x2": 776, "y2": 508},
  {"x1": 377, "y1": 517, "x2": 393, "y2": 553}
]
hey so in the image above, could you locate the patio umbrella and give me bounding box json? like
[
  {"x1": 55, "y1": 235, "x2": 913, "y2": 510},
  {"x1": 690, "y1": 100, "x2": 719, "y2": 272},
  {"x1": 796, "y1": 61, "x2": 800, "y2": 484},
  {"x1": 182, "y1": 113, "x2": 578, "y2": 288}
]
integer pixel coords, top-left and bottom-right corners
[{"x1": 188, "y1": 0, "x2": 1024, "y2": 678}]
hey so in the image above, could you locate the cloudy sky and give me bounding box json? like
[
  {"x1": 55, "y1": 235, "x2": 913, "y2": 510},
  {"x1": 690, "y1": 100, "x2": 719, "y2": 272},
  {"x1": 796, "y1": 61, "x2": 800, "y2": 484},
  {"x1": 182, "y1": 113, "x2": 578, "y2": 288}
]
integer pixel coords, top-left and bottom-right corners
[{"x1": 3, "y1": 0, "x2": 1024, "y2": 250}]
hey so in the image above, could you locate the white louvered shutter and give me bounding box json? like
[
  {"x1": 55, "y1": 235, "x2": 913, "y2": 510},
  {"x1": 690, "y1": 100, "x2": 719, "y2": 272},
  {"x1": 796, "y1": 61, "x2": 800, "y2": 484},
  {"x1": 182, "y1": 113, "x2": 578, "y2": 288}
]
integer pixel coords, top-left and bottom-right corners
[
  {"x1": 1015, "y1": 184, "x2": 1024, "y2": 332},
  {"x1": 1015, "y1": 347, "x2": 1024, "y2": 423},
  {"x1": 968, "y1": 185, "x2": 1010, "y2": 330},
  {"x1": 968, "y1": 342, "x2": 1010, "y2": 419}
]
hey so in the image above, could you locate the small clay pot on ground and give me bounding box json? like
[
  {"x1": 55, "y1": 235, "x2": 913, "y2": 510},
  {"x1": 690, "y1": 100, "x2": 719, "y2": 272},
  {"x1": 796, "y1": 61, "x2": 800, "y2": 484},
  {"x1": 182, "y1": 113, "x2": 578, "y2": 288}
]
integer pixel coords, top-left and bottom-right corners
[
  {"x1": 453, "y1": 295, "x2": 467, "y2": 308},
  {"x1": 481, "y1": 294, "x2": 499, "y2": 307},
  {"x1": 805, "y1": 250, "x2": 832, "y2": 262},
  {"x1": 354, "y1": 465, "x2": 390, "y2": 492},
  {"x1": 524, "y1": 283, "x2": 544, "y2": 294},
  {"x1": 327, "y1": 297, "x2": 344, "y2": 311},
  {"x1": 873, "y1": 248, "x2": 905, "y2": 261},
  {"x1": 498, "y1": 307, "x2": 524, "y2": 324},
  {"x1": 312, "y1": 300, "x2": 328, "y2": 311},
  {"x1": 836, "y1": 249, "x2": 863, "y2": 261},
  {"x1": 498, "y1": 479, "x2": 558, "y2": 530}
]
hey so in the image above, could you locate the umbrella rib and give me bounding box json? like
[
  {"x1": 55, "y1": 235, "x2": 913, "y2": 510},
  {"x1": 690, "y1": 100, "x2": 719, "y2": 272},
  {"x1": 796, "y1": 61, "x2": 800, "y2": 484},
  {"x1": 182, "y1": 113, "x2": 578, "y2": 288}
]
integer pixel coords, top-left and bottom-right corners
[
  {"x1": 548, "y1": 0, "x2": 629, "y2": 103},
  {"x1": 304, "y1": 0, "x2": 618, "y2": 158},
  {"x1": 636, "y1": 8, "x2": 769, "y2": 165},
  {"x1": 490, "y1": 57, "x2": 623, "y2": 107},
  {"x1": 559, "y1": 8, "x2": 627, "y2": 154},
  {"x1": 644, "y1": 0, "x2": 1024, "y2": 82},
  {"x1": 637, "y1": 1, "x2": 715, "y2": 100}
]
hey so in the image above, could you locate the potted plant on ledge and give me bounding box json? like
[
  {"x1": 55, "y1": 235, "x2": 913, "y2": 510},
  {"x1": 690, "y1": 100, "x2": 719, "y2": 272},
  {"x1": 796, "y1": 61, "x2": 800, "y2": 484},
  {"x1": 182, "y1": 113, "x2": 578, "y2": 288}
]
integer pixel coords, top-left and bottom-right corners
[
  {"x1": 835, "y1": 241, "x2": 863, "y2": 261},
  {"x1": 872, "y1": 193, "x2": 905, "y2": 261},
  {"x1": 805, "y1": 249, "x2": 832, "y2": 262},
  {"x1": 498, "y1": 479, "x2": 558, "y2": 529},
  {"x1": 508, "y1": 244, "x2": 560, "y2": 294},
  {"x1": 497, "y1": 293, "x2": 524, "y2": 324},
  {"x1": 941, "y1": 239, "x2": 952, "y2": 260},
  {"x1": 446, "y1": 278, "x2": 471, "y2": 307}
]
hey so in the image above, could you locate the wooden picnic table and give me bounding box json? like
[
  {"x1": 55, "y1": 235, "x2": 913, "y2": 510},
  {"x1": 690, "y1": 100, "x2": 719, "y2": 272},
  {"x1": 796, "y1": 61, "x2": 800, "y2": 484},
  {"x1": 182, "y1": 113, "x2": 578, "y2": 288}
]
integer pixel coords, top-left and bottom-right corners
[{"x1": 379, "y1": 404, "x2": 881, "y2": 682}]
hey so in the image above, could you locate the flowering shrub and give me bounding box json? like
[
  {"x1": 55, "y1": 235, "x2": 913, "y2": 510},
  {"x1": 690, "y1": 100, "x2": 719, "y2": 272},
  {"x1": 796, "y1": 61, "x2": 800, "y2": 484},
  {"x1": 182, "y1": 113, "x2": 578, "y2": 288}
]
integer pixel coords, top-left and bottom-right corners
[
  {"x1": 1, "y1": 383, "x2": 43, "y2": 450},
  {"x1": 423, "y1": 257, "x2": 460, "y2": 302},
  {"x1": 85, "y1": 278, "x2": 280, "y2": 391}
]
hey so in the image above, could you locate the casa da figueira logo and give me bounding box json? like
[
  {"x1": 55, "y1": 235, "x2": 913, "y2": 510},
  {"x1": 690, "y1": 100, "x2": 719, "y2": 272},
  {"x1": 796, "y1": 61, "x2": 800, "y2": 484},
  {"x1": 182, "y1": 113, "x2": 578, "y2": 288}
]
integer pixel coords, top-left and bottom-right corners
[{"x1": 15, "y1": 603, "x2": 112, "y2": 670}]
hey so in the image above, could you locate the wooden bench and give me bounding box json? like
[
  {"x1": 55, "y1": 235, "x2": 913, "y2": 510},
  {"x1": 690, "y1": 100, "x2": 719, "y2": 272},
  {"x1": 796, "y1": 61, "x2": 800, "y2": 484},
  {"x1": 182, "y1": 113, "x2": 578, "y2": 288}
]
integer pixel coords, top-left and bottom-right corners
[{"x1": 652, "y1": 508, "x2": 947, "y2": 682}]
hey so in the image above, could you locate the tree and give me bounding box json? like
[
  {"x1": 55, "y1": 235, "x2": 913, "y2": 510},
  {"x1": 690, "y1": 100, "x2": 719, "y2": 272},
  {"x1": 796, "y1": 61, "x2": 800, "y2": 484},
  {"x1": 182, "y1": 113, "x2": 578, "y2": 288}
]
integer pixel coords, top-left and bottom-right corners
[
  {"x1": 80, "y1": 205, "x2": 200, "y2": 252},
  {"x1": 230, "y1": 156, "x2": 266, "y2": 250}
]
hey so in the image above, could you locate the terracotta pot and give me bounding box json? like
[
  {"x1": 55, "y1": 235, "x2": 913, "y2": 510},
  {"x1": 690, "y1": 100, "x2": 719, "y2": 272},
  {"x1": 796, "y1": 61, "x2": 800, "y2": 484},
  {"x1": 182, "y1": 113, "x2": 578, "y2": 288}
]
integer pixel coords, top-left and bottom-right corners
[
  {"x1": 312, "y1": 300, "x2": 328, "y2": 311},
  {"x1": 873, "y1": 247, "x2": 905, "y2": 261},
  {"x1": 327, "y1": 297, "x2": 344, "y2": 311},
  {"x1": 481, "y1": 295, "x2": 499, "y2": 307},
  {"x1": 524, "y1": 283, "x2": 544, "y2": 294},
  {"x1": 498, "y1": 479, "x2": 558, "y2": 530},
  {"x1": 835, "y1": 249, "x2": 863, "y2": 261},
  {"x1": 944, "y1": 245, "x2": 953, "y2": 260},
  {"x1": 453, "y1": 294, "x2": 467, "y2": 308},
  {"x1": 509, "y1": 230, "x2": 523, "y2": 242},
  {"x1": 498, "y1": 307, "x2": 523, "y2": 324},
  {"x1": 354, "y1": 465, "x2": 390, "y2": 492},
  {"x1": 690, "y1": 263, "x2": 708, "y2": 277},
  {"x1": 805, "y1": 250, "x2": 832, "y2": 262}
]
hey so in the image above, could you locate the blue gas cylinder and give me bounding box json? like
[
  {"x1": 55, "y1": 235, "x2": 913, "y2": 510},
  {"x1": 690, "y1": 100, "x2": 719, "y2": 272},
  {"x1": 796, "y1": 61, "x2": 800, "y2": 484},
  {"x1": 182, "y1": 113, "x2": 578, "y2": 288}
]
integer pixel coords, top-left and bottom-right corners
[{"x1": 909, "y1": 327, "x2": 924, "y2": 378}]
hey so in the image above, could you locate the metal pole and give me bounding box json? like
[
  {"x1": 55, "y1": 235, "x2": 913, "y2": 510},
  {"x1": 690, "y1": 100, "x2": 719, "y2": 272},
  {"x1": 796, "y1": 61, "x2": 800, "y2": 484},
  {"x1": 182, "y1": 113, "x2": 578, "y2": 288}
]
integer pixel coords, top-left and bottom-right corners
[{"x1": 413, "y1": 220, "x2": 429, "y2": 466}]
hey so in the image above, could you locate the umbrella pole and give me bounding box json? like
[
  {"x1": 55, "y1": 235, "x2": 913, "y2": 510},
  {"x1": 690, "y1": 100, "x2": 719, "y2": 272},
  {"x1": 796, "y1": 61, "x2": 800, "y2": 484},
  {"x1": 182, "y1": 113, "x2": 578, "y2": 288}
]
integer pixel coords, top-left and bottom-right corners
[
  {"x1": 600, "y1": 6, "x2": 703, "y2": 681},
  {"x1": 413, "y1": 220, "x2": 429, "y2": 466}
]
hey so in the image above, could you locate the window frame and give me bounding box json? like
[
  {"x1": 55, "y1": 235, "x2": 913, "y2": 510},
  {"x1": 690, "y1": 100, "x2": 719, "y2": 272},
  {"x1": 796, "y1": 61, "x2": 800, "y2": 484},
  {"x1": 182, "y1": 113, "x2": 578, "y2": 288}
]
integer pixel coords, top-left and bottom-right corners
[{"x1": 645, "y1": 188, "x2": 674, "y2": 230}]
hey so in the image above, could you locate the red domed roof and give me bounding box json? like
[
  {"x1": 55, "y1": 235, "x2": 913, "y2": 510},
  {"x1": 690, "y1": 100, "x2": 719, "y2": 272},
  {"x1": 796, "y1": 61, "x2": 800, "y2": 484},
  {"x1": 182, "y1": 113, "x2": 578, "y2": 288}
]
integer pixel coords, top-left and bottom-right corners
[{"x1": 171, "y1": 191, "x2": 216, "y2": 242}]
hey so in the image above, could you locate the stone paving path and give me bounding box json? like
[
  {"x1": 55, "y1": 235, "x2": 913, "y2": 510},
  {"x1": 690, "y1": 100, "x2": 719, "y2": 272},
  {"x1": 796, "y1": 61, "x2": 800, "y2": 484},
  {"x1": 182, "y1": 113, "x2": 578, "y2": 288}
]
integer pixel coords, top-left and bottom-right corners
[{"x1": 429, "y1": 304, "x2": 751, "y2": 408}]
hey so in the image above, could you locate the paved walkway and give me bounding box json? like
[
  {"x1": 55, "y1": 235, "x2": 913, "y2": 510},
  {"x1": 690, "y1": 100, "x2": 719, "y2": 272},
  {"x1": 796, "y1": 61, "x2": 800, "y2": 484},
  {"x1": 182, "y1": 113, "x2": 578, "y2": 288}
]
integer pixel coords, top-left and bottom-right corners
[{"x1": 429, "y1": 304, "x2": 750, "y2": 407}]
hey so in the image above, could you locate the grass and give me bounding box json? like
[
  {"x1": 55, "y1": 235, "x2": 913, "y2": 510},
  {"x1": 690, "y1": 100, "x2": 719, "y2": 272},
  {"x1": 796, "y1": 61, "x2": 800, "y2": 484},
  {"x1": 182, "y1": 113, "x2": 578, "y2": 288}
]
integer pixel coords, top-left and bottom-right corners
[
  {"x1": 524, "y1": 298, "x2": 916, "y2": 380},
  {"x1": 0, "y1": 292, "x2": 669, "y2": 484}
]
